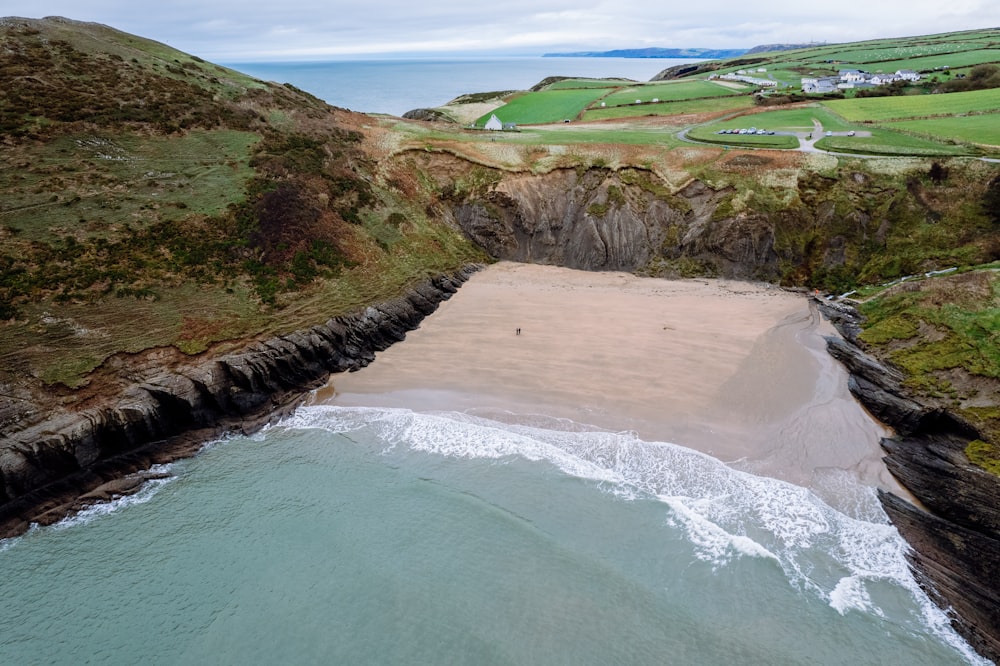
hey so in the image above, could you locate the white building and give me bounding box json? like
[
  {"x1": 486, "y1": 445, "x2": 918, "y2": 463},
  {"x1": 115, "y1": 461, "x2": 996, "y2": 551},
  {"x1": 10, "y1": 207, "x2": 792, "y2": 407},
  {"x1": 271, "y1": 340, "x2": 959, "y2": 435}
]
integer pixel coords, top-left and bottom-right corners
[
  {"x1": 839, "y1": 69, "x2": 867, "y2": 83},
  {"x1": 484, "y1": 114, "x2": 503, "y2": 131}
]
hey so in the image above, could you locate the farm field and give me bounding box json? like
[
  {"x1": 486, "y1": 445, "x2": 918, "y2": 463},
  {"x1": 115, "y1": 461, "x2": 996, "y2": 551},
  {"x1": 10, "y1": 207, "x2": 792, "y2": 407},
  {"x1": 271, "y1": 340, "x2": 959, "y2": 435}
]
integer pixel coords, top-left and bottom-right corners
[
  {"x1": 475, "y1": 88, "x2": 608, "y2": 125},
  {"x1": 885, "y1": 115, "x2": 1000, "y2": 146},
  {"x1": 822, "y1": 87, "x2": 1000, "y2": 121},
  {"x1": 581, "y1": 95, "x2": 754, "y2": 121},
  {"x1": 545, "y1": 78, "x2": 634, "y2": 90},
  {"x1": 863, "y1": 49, "x2": 1000, "y2": 74},
  {"x1": 600, "y1": 80, "x2": 749, "y2": 106},
  {"x1": 517, "y1": 125, "x2": 686, "y2": 146},
  {"x1": 691, "y1": 105, "x2": 855, "y2": 134},
  {"x1": 815, "y1": 128, "x2": 972, "y2": 156}
]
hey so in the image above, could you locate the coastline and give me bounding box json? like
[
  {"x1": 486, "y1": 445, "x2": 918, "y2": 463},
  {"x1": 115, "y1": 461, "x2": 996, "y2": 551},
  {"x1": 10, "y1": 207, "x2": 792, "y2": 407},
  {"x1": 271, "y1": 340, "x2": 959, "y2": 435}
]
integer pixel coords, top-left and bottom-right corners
[
  {"x1": 322, "y1": 262, "x2": 904, "y2": 503},
  {"x1": 0, "y1": 268, "x2": 479, "y2": 539}
]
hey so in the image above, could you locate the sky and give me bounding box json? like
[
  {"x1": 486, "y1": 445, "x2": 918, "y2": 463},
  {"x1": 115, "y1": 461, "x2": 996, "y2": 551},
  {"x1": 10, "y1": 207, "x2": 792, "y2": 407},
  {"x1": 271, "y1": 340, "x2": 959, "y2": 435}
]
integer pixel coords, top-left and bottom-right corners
[{"x1": 3, "y1": 1, "x2": 999, "y2": 60}]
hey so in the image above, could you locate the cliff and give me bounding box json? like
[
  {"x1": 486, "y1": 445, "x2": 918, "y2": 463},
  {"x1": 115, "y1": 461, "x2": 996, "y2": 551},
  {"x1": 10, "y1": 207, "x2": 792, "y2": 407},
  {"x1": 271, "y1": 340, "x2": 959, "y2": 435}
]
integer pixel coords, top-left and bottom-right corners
[
  {"x1": 820, "y1": 300, "x2": 1000, "y2": 664},
  {"x1": 0, "y1": 268, "x2": 478, "y2": 538},
  {"x1": 450, "y1": 167, "x2": 778, "y2": 279}
]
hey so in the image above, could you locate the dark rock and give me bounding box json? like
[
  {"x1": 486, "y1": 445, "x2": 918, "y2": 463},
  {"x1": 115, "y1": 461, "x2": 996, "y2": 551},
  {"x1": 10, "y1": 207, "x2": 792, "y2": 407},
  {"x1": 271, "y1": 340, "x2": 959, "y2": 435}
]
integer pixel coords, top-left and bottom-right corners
[
  {"x1": 0, "y1": 266, "x2": 480, "y2": 537},
  {"x1": 401, "y1": 108, "x2": 454, "y2": 123},
  {"x1": 881, "y1": 491, "x2": 1000, "y2": 664},
  {"x1": 819, "y1": 304, "x2": 1000, "y2": 663}
]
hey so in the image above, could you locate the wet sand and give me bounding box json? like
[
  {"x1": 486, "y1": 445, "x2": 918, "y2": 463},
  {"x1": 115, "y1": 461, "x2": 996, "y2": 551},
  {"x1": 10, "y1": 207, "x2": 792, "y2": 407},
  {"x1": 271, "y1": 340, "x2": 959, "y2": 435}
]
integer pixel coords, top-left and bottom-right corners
[{"x1": 316, "y1": 262, "x2": 903, "y2": 499}]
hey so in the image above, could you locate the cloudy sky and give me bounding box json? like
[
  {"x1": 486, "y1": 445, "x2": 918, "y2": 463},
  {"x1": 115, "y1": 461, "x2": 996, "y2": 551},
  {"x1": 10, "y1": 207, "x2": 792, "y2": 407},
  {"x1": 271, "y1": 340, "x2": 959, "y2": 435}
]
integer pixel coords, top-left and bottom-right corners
[{"x1": 5, "y1": 1, "x2": 999, "y2": 60}]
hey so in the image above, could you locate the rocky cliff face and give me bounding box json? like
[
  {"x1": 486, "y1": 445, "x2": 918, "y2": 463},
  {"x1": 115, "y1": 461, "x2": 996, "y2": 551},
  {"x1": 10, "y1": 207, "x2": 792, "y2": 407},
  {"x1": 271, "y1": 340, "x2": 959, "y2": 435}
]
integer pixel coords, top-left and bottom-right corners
[
  {"x1": 452, "y1": 168, "x2": 779, "y2": 278},
  {"x1": 0, "y1": 268, "x2": 478, "y2": 538},
  {"x1": 819, "y1": 300, "x2": 1000, "y2": 664}
]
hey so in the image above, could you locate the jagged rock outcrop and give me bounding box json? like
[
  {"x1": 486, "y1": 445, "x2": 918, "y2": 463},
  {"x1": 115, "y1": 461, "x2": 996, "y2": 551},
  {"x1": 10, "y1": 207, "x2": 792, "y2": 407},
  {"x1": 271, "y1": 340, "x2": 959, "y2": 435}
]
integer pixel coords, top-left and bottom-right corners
[
  {"x1": 818, "y1": 300, "x2": 1000, "y2": 664},
  {"x1": 402, "y1": 108, "x2": 454, "y2": 123},
  {"x1": 0, "y1": 267, "x2": 478, "y2": 538},
  {"x1": 452, "y1": 168, "x2": 779, "y2": 277}
]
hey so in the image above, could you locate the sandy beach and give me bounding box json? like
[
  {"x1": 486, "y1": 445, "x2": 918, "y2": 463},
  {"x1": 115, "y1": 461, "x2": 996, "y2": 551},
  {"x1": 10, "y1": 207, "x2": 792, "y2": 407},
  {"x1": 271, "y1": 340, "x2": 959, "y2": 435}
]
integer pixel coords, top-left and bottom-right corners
[{"x1": 317, "y1": 262, "x2": 903, "y2": 499}]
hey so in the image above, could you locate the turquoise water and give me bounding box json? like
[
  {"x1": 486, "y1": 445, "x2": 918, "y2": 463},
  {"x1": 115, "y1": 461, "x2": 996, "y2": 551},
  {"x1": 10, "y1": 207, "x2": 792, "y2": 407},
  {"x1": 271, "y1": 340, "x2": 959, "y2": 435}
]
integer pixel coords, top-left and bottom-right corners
[
  {"x1": 0, "y1": 405, "x2": 986, "y2": 665},
  {"x1": 223, "y1": 57, "x2": 687, "y2": 116}
]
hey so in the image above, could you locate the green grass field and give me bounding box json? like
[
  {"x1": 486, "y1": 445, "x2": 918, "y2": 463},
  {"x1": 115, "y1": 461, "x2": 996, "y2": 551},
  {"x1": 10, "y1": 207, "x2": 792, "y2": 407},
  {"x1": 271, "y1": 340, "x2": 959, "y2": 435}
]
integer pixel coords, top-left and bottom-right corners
[
  {"x1": 822, "y1": 87, "x2": 1000, "y2": 121},
  {"x1": 885, "y1": 114, "x2": 1000, "y2": 146},
  {"x1": 815, "y1": 128, "x2": 972, "y2": 155},
  {"x1": 600, "y1": 80, "x2": 749, "y2": 106},
  {"x1": 476, "y1": 88, "x2": 609, "y2": 125},
  {"x1": 862, "y1": 49, "x2": 1000, "y2": 74},
  {"x1": 690, "y1": 105, "x2": 855, "y2": 135},
  {"x1": 513, "y1": 126, "x2": 686, "y2": 147},
  {"x1": 580, "y1": 96, "x2": 754, "y2": 121},
  {"x1": 544, "y1": 78, "x2": 634, "y2": 90}
]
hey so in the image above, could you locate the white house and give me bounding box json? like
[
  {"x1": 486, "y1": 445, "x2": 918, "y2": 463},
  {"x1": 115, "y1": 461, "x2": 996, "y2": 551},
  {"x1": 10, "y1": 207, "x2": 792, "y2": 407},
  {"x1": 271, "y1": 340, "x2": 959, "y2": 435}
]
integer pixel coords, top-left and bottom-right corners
[
  {"x1": 839, "y1": 69, "x2": 866, "y2": 83},
  {"x1": 484, "y1": 114, "x2": 503, "y2": 131},
  {"x1": 896, "y1": 69, "x2": 921, "y2": 81}
]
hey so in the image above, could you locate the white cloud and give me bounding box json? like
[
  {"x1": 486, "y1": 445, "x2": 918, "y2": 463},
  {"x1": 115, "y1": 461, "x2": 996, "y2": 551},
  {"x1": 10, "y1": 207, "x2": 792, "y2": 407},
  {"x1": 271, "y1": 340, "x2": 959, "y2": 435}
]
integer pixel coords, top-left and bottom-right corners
[{"x1": 3, "y1": 0, "x2": 999, "y2": 59}]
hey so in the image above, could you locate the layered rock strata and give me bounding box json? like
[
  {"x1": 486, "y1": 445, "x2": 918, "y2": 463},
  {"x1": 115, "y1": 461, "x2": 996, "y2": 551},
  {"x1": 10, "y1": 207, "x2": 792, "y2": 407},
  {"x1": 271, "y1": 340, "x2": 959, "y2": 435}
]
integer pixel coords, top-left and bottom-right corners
[
  {"x1": 0, "y1": 268, "x2": 478, "y2": 538},
  {"x1": 819, "y1": 299, "x2": 1000, "y2": 664}
]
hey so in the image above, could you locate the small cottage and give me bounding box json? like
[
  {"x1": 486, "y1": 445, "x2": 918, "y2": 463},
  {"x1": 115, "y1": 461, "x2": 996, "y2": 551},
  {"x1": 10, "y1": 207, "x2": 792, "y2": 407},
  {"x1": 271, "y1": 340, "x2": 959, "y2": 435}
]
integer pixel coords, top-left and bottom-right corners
[{"x1": 484, "y1": 114, "x2": 503, "y2": 131}]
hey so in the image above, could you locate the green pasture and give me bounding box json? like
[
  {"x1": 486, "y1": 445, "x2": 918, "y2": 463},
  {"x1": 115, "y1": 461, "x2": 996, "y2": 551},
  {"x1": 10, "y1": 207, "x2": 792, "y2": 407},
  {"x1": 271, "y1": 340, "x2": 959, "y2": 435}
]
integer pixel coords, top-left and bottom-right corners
[
  {"x1": 511, "y1": 126, "x2": 686, "y2": 147},
  {"x1": 815, "y1": 42, "x2": 985, "y2": 65},
  {"x1": 823, "y1": 87, "x2": 1000, "y2": 121},
  {"x1": 734, "y1": 106, "x2": 858, "y2": 132},
  {"x1": 476, "y1": 88, "x2": 608, "y2": 125},
  {"x1": 581, "y1": 95, "x2": 754, "y2": 121},
  {"x1": 719, "y1": 106, "x2": 856, "y2": 133},
  {"x1": 544, "y1": 78, "x2": 634, "y2": 90},
  {"x1": 863, "y1": 49, "x2": 1000, "y2": 74},
  {"x1": 885, "y1": 114, "x2": 1000, "y2": 147},
  {"x1": 601, "y1": 80, "x2": 749, "y2": 106},
  {"x1": 815, "y1": 128, "x2": 972, "y2": 156}
]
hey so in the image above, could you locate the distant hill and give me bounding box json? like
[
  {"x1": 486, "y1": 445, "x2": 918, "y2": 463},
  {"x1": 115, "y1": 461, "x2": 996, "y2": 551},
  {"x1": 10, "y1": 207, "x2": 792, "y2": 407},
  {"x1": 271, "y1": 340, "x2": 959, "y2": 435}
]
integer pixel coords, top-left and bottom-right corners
[
  {"x1": 744, "y1": 43, "x2": 828, "y2": 55},
  {"x1": 543, "y1": 47, "x2": 747, "y2": 59}
]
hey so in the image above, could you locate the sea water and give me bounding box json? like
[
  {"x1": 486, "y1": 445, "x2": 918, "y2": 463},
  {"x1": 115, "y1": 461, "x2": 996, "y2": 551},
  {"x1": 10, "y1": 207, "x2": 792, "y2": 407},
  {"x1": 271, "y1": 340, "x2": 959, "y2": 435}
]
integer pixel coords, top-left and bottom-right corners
[
  {"x1": 0, "y1": 406, "x2": 987, "y2": 665},
  {"x1": 222, "y1": 57, "x2": 688, "y2": 117}
]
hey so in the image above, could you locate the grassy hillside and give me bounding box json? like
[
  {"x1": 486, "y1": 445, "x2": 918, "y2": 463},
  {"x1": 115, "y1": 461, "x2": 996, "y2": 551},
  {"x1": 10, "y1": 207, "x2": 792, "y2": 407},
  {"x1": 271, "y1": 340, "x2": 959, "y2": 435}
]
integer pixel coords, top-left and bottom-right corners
[
  {"x1": 0, "y1": 17, "x2": 485, "y2": 403},
  {"x1": 3, "y1": 18, "x2": 999, "y2": 459},
  {"x1": 855, "y1": 267, "x2": 1000, "y2": 467}
]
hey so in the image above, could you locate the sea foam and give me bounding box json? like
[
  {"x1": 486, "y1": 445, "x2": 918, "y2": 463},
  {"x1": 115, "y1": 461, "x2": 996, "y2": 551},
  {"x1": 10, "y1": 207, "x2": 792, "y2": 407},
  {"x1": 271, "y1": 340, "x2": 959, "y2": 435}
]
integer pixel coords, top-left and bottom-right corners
[{"x1": 281, "y1": 404, "x2": 988, "y2": 661}]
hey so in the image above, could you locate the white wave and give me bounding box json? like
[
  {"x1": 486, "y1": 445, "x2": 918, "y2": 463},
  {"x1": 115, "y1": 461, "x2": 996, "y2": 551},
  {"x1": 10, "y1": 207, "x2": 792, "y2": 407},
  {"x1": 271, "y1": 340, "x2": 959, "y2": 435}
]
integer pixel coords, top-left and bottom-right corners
[
  {"x1": 661, "y1": 494, "x2": 778, "y2": 566},
  {"x1": 48, "y1": 464, "x2": 177, "y2": 532},
  {"x1": 829, "y1": 575, "x2": 878, "y2": 616},
  {"x1": 279, "y1": 404, "x2": 987, "y2": 661}
]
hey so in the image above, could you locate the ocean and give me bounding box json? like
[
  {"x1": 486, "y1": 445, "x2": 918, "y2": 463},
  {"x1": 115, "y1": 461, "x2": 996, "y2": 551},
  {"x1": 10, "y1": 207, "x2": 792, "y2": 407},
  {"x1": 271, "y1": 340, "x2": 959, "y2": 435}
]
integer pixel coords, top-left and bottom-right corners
[
  {"x1": 0, "y1": 407, "x2": 984, "y2": 664},
  {"x1": 0, "y1": 65, "x2": 988, "y2": 664},
  {"x1": 222, "y1": 57, "x2": 685, "y2": 117}
]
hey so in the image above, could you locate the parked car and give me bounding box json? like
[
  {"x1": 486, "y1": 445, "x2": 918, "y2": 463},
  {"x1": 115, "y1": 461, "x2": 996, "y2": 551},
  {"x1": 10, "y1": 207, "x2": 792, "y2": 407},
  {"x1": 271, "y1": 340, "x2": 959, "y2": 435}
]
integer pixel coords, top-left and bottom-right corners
[
  {"x1": 847, "y1": 131, "x2": 856, "y2": 136},
  {"x1": 825, "y1": 130, "x2": 832, "y2": 136}
]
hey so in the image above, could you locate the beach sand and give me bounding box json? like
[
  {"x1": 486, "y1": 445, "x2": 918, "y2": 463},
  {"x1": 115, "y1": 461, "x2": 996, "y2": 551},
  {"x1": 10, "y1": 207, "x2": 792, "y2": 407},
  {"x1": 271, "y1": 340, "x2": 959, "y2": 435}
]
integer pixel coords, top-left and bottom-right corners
[{"x1": 316, "y1": 262, "x2": 904, "y2": 501}]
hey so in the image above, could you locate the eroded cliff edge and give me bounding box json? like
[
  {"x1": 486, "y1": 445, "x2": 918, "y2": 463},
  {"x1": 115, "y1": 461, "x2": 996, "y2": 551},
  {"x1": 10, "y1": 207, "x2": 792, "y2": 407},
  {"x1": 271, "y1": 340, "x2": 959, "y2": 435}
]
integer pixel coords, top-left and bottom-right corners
[
  {"x1": 0, "y1": 267, "x2": 478, "y2": 539},
  {"x1": 819, "y1": 299, "x2": 1000, "y2": 664}
]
